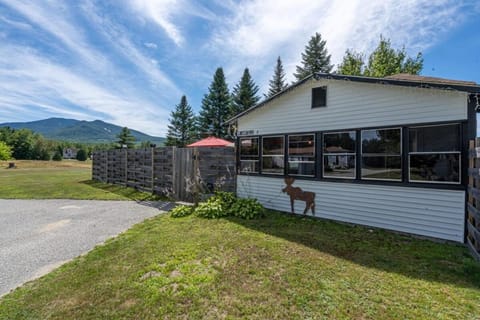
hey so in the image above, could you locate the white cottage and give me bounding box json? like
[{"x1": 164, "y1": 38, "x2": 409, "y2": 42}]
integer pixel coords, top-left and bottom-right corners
[{"x1": 228, "y1": 73, "x2": 480, "y2": 243}]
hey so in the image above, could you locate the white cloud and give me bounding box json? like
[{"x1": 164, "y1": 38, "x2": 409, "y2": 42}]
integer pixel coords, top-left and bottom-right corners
[
  {"x1": 144, "y1": 42, "x2": 158, "y2": 49},
  {"x1": 209, "y1": 0, "x2": 471, "y2": 88},
  {"x1": 127, "y1": 0, "x2": 215, "y2": 46},
  {"x1": 0, "y1": 46, "x2": 170, "y2": 136}
]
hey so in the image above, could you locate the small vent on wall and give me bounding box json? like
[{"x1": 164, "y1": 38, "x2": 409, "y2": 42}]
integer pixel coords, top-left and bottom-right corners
[{"x1": 312, "y1": 86, "x2": 327, "y2": 108}]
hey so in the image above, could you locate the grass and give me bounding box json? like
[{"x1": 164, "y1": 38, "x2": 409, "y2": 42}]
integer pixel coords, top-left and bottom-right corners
[
  {"x1": 1, "y1": 211, "x2": 479, "y2": 319},
  {"x1": 0, "y1": 160, "x2": 162, "y2": 201}
]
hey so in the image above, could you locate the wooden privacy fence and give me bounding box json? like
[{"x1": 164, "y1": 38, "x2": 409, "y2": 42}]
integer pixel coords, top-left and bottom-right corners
[
  {"x1": 92, "y1": 147, "x2": 236, "y2": 202},
  {"x1": 468, "y1": 139, "x2": 480, "y2": 260}
]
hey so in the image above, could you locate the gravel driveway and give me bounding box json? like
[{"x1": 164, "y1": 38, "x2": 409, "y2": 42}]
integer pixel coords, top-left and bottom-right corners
[{"x1": 0, "y1": 199, "x2": 172, "y2": 297}]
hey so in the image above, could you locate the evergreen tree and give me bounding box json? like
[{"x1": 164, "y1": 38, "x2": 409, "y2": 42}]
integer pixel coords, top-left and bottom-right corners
[
  {"x1": 294, "y1": 32, "x2": 333, "y2": 81},
  {"x1": 116, "y1": 127, "x2": 136, "y2": 148},
  {"x1": 231, "y1": 68, "x2": 260, "y2": 117},
  {"x1": 76, "y1": 149, "x2": 88, "y2": 161},
  {"x1": 266, "y1": 56, "x2": 288, "y2": 98},
  {"x1": 364, "y1": 36, "x2": 423, "y2": 77},
  {"x1": 198, "y1": 67, "x2": 231, "y2": 138},
  {"x1": 165, "y1": 95, "x2": 197, "y2": 147},
  {"x1": 337, "y1": 49, "x2": 364, "y2": 76}
]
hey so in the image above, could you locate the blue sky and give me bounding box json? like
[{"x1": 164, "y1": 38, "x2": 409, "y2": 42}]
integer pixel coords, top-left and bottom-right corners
[{"x1": 0, "y1": 0, "x2": 479, "y2": 136}]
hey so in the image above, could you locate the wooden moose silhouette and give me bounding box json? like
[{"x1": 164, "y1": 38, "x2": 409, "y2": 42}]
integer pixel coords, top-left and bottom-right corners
[{"x1": 282, "y1": 177, "x2": 315, "y2": 215}]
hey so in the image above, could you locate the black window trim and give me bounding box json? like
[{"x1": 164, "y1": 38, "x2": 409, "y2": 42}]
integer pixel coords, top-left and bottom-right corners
[
  {"x1": 239, "y1": 136, "x2": 259, "y2": 174},
  {"x1": 360, "y1": 127, "x2": 403, "y2": 182},
  {"x1": 287, "y1": 133, "x2": 316, "y2": 177},
  {"x1": 235, "y1": 119, "x2": 468, "y2": 191},
  {"x1": 311, "y1": 86, "x2": 327, "y2": 109},
  {"x1": 407, "y1": 122, "x2": 462, "y2": 185},
  {"x1": 323, "y1": 130, "x2": 357, "y2": 179},
  {"x1": 261, "y1": 135, "x2": 285, "y2": 175}
]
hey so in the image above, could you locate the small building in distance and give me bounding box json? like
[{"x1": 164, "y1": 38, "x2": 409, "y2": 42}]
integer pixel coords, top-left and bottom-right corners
[{"x1": 63, "y1": 147, "x2": 78, "y2": 159}]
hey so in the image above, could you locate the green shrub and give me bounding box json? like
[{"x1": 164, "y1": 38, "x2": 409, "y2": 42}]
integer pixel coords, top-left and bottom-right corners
[
  {"x1": 229, "y1": 198, "x2": 265, "y2": 220},
  {"x1": 170, "y1": 205, "x2": 193, "y2": 218},
  {"x1": 76, "y1": 149, "x2": 88, "y2": 161},
  {"x1": 194, "y1": 197, "x2": 228, "y2": 219},
  {"x1": 213, "y1": 191, "x2": 236, "y2": 207},
  {"x1": 52, "y1": 151, "x2": 62, "y2": 161}
]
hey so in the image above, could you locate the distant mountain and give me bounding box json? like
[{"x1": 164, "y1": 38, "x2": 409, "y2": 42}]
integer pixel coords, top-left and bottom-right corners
[{"x1": 0, "y1": 118, "x2": 165, "y2": 145}]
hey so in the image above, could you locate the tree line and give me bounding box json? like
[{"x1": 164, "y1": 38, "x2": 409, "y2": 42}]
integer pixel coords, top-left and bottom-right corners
[
  {"x1": 166, "y1": 34, "x2": 423, "y2": 146},
  {"x1": 0, "y1": 126, "x2": 119, "y2": 161}
]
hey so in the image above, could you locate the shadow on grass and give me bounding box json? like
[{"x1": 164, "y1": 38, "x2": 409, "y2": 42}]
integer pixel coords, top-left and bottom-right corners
[
  {"x1": 80, "y1": 180, "x2": 168, "y2": 202},
  {"x1": 227, "y1": 210, "x2": 480, "y2": 290}
]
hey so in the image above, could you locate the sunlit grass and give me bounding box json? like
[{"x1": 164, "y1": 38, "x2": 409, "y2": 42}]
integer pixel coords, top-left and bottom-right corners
[{"x1": 1, "y1": 211, "x2": 479, "y2": 319}]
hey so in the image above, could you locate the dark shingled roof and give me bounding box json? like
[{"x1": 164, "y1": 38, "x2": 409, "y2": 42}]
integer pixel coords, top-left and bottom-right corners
[{"x1": 384, "y1": 73, "x2": 478, "y2": 87}]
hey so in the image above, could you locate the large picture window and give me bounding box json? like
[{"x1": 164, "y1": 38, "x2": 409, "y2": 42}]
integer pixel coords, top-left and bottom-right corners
[
  {"x1": 239, "y1": 137, "x2": 259, "y2": 173},
  {"x1": 409, "y1": 124, "x2": 461, "y2": 184},
  {"x1": 288, "y1": 134, "x2": 315, "y2": 176},
  {"x1": 262, "y1": 136, "x2": 284, "y2": 174},
  {"x1": 361, "y1": 128, "x2": 401, "y2": 181},
  {"x1": 323, "y1": 131, "x2": 356, "y2": 178}
]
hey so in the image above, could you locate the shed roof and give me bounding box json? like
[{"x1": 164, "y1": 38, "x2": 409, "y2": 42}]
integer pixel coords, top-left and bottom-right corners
[
  {"x1": 187, "y1": 136, "x2": 234, "y2": 147},
  {"x1": 227, "y1": 73, "x2": 480, "y2": 123}
]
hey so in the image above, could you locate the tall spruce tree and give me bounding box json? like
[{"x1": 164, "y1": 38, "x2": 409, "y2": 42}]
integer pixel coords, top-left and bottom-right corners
[
  {"x1": 198, "y1": 67, "x2": 231, "y2": 138},
  {"x1": 294, "y1": 32, "x2": 333, "y2": 81},
  {"x1": 231, "y1": 68, "x2": 260, "y2": 117},
  {"x1": 165, "y1": 95, "x2": 197, "y2": 147},
  {"x1": 364, "y1": 36, "x2": 423, "y2": 77},
  {"x1": 266, "y1": 56, "x2": 288, "y2": 98},
  {"x1": 337, "y1": 49, "x2": 364, "y2": 76},
  {"x1": 116, "y1": 127, "x2": 135, "y2": 148}
]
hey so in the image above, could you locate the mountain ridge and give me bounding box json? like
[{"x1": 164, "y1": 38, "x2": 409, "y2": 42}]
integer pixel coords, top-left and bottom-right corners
[{"x1": 0, "y1": 117, "x2": 165, "y2": 145}]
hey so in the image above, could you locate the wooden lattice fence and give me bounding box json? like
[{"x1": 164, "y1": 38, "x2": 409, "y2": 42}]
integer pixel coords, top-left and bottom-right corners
[
  {"x1": 468, "y1": 139, "x2": 480, "y2": 260},
  {"x1": 92, "y1": 147, "x2": 235, "y2": 202}
]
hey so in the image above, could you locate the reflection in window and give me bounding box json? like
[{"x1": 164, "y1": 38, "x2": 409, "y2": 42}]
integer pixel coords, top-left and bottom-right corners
[
  {"x1": 239, "y1": 137, "x2": 259, "y2": 173},
  {"x1": 288, "y1": 134, "x2": 315, "y2": 176},
  {"x1": 361, "y1": 128, "x2": 401, "y2": 180},
  {"x1": 323, "y1": 131, "x2": 356, "y2": 178},
  {"x1": 409, "y1": 124, "x2": 460, "y2": 184},
  {"x1": 262, "y1": 136, "x2": 284, "y2": 174}
]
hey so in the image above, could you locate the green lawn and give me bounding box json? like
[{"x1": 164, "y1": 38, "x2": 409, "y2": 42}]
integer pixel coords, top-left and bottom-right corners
[
  {"x1": 1, "y1": 211, "x2": 479, "y2": 319},
  {"x1": 0, "y1": 160, "x2": 161, "y2": 200}
]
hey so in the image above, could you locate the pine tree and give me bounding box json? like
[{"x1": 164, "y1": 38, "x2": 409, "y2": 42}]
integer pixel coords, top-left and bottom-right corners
[
  {"x1": 116, "y1": 127, "x2": 136, "y2": 148},
  {"x1": 266, "y1": 56, "x2": 288, "y2": 98},
  {"x1": 294, "y1": 32, "x2": 333, "y2": 81},
  {"x1": 165, "y1": 95, "x2": 197, "y2": 147},
  {"x1": 198, "y1": 67, "x2": 231, "y2": 138},
  {"x1": 231, "y1": 68, "x2": 260, "y2": 117},
  {"x1": 364, "y1": 36, "x2": 423, "y2": 77},
  {"x1": 337, "y1": 49, "x2": 365, "y2": 76}
]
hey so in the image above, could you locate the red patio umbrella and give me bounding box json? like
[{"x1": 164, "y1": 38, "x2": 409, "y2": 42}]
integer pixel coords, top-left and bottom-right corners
[{"x1": 187, "y1": 136, "x2": 234, "y2": 147}]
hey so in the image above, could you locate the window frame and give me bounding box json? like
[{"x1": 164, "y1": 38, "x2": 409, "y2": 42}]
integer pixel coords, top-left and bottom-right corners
[
  {"x1": 239, "y1": 136, "x2": 259, "y2": 174},
  {"x1": 287, "y1": 133, "x2": 316, "y2": 177},
  {"x1": 311, "y1": 86, "x2": 327, "y2": 109},
  {"x1": 360, "y1": 127, "x2": 402, "y2": 182},
  {"x1": 322, "y1": 130, "x2": 357, "y2": 179},
  {"x1": 261, "y1": 135, "x2": 285, "y2": 175},
  {"x1": 407, "y1": 123, "x2": 462, "y2": 185}
]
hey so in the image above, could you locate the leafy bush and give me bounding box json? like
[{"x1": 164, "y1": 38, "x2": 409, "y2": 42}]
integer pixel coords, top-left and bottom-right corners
[
  {"x1": 194, "y1": 197, "x2": 229, "y2": 219},
  {"x1": 192, "y1": 191, "x2": 264, "y2": 220},
  {"x1": 52, "y1": 151, "x2": 62, "y2": 161},
  {"x1": 170, "y1": 205, "x2": 193, "y2": 218},
  {"x1": 213, "y1": 191, "x2": 236, "y2": 207},
  {"x1": 229, "y1": 198, "x2": 265, "y2": 220}
]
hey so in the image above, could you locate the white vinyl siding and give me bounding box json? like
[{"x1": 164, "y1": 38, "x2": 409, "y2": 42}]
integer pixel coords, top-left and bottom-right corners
[
  {"x1": 237, "y1": 175, "x2": 465, "y2": 242},
  {"x1": 237, "y1": 79, "x2": 468, "y2": 135}
]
